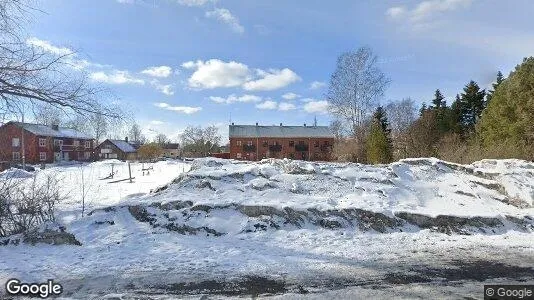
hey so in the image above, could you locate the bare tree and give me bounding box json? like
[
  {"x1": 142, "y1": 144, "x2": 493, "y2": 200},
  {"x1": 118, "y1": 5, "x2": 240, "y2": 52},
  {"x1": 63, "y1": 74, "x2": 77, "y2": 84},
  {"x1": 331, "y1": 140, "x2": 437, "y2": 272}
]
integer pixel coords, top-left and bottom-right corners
[
  {"x1": 128, "y1": 123, "x2": 146, "y2": 143},
  {"x1": 386, "y1": 98, "x2": 417, "y2": 159},
  {"x1": 181, "y1": 125, "x2": 221, "y2": 156},
  {"x1": 0, "y1": 0, "x2": 119, "y2": 118},
  {"x1": 327, "y1": 47, "x2": 390, "y2": 136},
  {"x1": 154, "y1": 133, "x2": 169, "y2": 146},
  {"x1": 32, "y1": 103, "x2": 64, "y2": 126}
]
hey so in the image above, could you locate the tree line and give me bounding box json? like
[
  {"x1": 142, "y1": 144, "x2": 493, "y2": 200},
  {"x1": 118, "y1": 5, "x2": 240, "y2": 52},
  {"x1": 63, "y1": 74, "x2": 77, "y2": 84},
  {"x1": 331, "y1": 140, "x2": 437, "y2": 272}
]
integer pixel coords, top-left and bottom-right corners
[{"x1": 328, "y1": 47, "x2": 534, "y2": 164}]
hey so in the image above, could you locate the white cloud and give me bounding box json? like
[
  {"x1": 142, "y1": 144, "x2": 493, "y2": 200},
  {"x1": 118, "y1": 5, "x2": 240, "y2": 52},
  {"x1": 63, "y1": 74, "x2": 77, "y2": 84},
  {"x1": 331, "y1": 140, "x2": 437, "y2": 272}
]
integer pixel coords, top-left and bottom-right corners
[
  {"x1": 282, "y1": 92, "x2": 300, "y2": 100},
  {"x1": 205, "y1": 8, "x2": 244, "y2": 34},
  {"x1": 309, "y1": 81, "x2": 327, "y2": 90},
  {"x1": 26, "y1": 37, "x2": 73, "y2": 55},
  {"x1": 278, "y1": 102, "x2": 296, "y2": 111},
  {"x1": 303, "y1": 100, "x2": 329, "y2": 114},
  {"x1": 116, "y1": 0, "x2": 134, "y2": 3},
  {"x1": 176, "y1": 0, "x2": 212, "y2": 6},
  {"x1": 141, "y1": 66, "x2": 172, "y2": 78},
  {"x1": 210, "y1": 94, "x2": 261, "y2": 104},
  {"x1": 182, "y1": 59, "x2": 250, "y2": 89},
  {"x1": 256, "y1": 100, "x2": 277, "y2": 110},
  {"x1": 149, "y1": 120, "x2": 165, "y2": 125},
  {"x1": 151, "y1": 80, "x2": 175, "y2": 95},
  {"x1": 90, "y1": 70, "x2": 145, "y2": 85},
  {"x1": 387, "y1": 0, "x2": 474, "y2": 22},
  {"x1": 243, "y1": 68, "x2": 301, "y2": 91},
  {"x1": 154, "y1": 102, "x2": 202, "y2": 114},
  {"x1": 386, "y1": 7, "x2": 406, "y2": 18}
]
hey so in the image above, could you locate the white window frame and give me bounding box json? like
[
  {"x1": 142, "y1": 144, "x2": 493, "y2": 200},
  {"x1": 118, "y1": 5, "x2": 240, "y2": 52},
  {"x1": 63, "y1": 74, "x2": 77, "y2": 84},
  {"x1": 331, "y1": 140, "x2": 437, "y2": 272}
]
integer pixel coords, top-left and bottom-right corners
[
  {"x1": 12, "y1": 138, "x2": 20, "y2": 147},
  {"x1": 85, "y1": 141, "x2": 91, "y2": 148},
  {"x1": 39, "y1": 138, "x2": 46, "y2": 147},
  {"x1": 39, "y1": 152, "x2": 46, "y2": 161},
  {"x1": 247, "y1": 141, "x2": 253, "y2": 146},
  {"x1": 236, "y1": 153, "x2": 242, "y2": 159},
  {"x1": 236, "y1": 140, "x2": 242, "y2": 146},
  {"x1": 54, "y1": 139, "x2": 63, "y2": 146},
  {"x1": 73, "y1": 140, "x2": 80, "y2": 147},
  {"x1": 84, "y1": 152, "x2": 91, "y2": 159},
  {"x1": 12, "y1": 152, "x2": 20, "y2": 160}
]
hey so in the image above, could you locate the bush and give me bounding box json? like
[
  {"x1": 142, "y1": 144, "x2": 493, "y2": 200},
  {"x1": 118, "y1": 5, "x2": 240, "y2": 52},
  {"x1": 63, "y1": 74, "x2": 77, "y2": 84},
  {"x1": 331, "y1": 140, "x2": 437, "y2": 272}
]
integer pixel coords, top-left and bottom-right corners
[
  {"x1": 138, "y1": 143, "x2": 163, "y2": 161},
  {"x1": 0, "y1": 175, "x2": 63, "y2": 237}
]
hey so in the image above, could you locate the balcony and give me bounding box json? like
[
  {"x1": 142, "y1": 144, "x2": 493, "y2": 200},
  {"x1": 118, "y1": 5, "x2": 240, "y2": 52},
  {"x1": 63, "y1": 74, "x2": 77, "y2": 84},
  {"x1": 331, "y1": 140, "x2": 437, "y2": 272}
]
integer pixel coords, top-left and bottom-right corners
[
  {"x1": 243, "y1": 144, "x2": 256, "y2": 152},
  {"x1": 269, "y1": 145, "x2": 282, "y2": 152},
  {"x1": 295, "y1": 144, "x2": 309, "y2": 152},
  {"x1": 53, "y1": 144, "x2": 84, "y2": 152}
]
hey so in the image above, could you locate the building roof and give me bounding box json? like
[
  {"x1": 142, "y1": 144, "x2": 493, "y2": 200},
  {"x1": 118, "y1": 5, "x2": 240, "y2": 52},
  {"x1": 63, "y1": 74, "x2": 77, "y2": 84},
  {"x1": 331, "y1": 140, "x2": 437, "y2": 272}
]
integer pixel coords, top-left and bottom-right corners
[
  {"x1": 8, "y1": 121, "x2": 92, "y2": 139},
  {"x1": 107, "y1": 139, "x2": 137, "y2": 153},
  {"x1": 163, "y1": 143, "x2": 180, "y2": 149},
  {"x1": 229, "y1": 124, "x2": 334, "y2": 138}
]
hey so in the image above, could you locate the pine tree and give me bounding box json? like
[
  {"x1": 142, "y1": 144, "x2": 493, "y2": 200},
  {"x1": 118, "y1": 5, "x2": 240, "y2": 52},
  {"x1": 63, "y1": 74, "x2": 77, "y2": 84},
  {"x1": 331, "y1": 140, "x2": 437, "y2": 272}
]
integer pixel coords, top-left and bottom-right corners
[
  {"x1": 459, "y1": 80, "x2": 486, "y2": 132},
  {"x1": 486, "y1": 71, "x2": 504, "y2": 105},
  {"x1": 366, "y1": 106, "x2": 393, "y2": 164},
  {"x1": 478, "y1": 57, "x2": 534, "y2": 159},
  {"x1": 419, "y1": 103, "x2": 427, "y2": 116},
  {"x1": 430, "y1": 89, "x2": 445, "y2": 109}
]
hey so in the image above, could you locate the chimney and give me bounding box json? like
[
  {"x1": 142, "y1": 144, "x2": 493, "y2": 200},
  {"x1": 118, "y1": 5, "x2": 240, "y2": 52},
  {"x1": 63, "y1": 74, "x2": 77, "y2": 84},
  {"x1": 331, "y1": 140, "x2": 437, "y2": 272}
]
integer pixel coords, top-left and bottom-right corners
[
  {"x1": 256, "y1": 122, "x2": 258, "y2": 126},
  {"x1": 304, "y1": 123, "x2": 307, "y2": 127},
  {"x1": 51, "y1": 124, "x2": 59, "y2": 131},
  {"x1": 125, "y1": 136, "x2": 128, "y2": 143},
  {"x1": 231, "y1": 122, "x2": 234, "y2": 126},
  {"x1": 279, "y1": 123, "x2": 282, "y2": 126}
]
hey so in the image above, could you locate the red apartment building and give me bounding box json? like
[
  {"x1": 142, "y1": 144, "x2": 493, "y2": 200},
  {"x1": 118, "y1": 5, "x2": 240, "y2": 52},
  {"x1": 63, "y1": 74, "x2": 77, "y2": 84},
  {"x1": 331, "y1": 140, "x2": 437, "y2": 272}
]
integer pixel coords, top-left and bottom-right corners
[
  {"x1": 0, "y1": 121, "x2": 95, "y2": 164},
  {"x1": 229, "y1": 123, "x2": 335, "y2": 161}
]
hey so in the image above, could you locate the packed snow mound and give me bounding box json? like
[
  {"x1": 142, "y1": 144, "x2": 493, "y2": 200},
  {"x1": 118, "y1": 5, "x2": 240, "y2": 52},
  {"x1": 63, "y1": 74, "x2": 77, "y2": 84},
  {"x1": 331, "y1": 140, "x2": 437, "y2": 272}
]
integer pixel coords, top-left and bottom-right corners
[
  {"x1": 0, "y1": 168, "x2": 34, "y2": 179},
  {"x1": 152, "y1": 157, "x2": 534, "y2": 218}
]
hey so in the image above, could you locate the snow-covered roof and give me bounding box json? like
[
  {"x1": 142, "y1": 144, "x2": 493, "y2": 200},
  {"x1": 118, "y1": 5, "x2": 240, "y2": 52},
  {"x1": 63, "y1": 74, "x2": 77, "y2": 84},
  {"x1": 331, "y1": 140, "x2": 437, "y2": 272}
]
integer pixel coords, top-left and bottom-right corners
[
  {"x1": 8, "y1": 121, "x2": 92, "y2": 139},
  {"x1": 229, "y1": 125, "x2": 334, "y2": 138},
  {"x1": 107, "y1": 140, "x2": 137, "y2": 153}
]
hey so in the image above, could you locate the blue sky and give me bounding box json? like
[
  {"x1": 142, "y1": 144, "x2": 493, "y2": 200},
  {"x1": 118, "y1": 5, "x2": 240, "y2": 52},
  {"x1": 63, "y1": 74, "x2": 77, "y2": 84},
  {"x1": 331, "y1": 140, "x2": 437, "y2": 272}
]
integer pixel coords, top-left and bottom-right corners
[{"x1": 26, "y1": 0, "x2": 534, "y2": 141}]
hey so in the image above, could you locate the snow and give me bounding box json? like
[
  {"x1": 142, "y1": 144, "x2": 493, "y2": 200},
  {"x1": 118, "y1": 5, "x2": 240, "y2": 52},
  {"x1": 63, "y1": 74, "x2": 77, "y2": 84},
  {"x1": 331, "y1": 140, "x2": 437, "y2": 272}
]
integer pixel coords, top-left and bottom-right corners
[
  {"x1": 0, "y1": 157, "x2": 533, "y2": 298},
  {"x1": 0, "y1": 168, "x2": 34, "y2": 179}
]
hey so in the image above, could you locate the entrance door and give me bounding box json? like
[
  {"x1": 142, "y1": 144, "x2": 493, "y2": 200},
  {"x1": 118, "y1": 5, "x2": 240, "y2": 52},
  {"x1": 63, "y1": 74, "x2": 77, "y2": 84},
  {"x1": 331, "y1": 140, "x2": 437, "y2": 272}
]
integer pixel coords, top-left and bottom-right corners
[
  {"x1": 54, "y1": 152, "x2": 61, "y2": 162},
  {"x1": 63, "y1": 152, "x2": 69, "y2": 161}
]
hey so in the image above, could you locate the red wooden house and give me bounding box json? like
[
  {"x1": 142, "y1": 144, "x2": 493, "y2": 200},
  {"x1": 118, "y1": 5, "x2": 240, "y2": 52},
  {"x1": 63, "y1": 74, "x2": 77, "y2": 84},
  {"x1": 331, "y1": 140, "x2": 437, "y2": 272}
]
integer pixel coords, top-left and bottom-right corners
[{"x1": 0, "y1": 121, "x2": 95, "y2": 164}]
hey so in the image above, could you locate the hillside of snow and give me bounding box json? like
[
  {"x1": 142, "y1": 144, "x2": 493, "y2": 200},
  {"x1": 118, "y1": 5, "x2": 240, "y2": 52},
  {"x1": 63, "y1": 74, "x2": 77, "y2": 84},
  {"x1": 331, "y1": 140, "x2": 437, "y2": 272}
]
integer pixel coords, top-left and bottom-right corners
[{"x1": 1, "y1": 158, "x2": 533, "y2": 298}]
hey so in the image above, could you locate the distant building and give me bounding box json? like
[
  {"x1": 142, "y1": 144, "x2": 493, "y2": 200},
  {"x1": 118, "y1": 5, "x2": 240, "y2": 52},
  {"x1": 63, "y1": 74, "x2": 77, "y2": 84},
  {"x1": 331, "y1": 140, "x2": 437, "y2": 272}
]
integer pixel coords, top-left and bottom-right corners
[
  {"x1": 162, "y1": 143, "x2": 180, "y2": 158},
  {"x1": 0, "y1": 121, "x2": 95, "y2": 164},
  {"x1": 229, "y1": 123, "x2": 335, "y2": 161},
  {"x1": 94, "y1": 138, "x2": 138, "y2": 161}
]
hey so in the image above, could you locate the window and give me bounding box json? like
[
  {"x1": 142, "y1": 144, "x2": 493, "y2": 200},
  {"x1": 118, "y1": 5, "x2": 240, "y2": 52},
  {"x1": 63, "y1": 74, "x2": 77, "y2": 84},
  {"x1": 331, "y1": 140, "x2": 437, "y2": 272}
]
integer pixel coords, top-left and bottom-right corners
[
  {"x1": 39, "y1": 152, "x2": 46, "y2": 161},
  {"x1": 84, "y1": 152, "x2": 91, "y2": 160},
  {"x1": 289, "y1": 141, "x2": 295, "y2": 147},
  {"x1": 54, "y1": 139, "x2": 63, "y2": 146},
  {"x1": 314, "y1": 141, "x2": 319, "y2": 147},
  {"x1": 85, "y1": 141, "x2": 92, "y2": 148},
  {"x1": 39, "y1": 138, "x2": 46, "y2": 147},
  {"x1": 12, "y1": 138, "x2": 20, "y2": 147},
  {"x1": 262, "y1": 141, "x2": 268, "y2": 147},
  {"x1": 323, "y1": 141, "x2": 329, "y2": 146},
  {"x1": 298, "y1": 141, "x2": 305, "y2": 145},
  {"x1": 247, "y1": 141, "x2": 253, "y2": 146},
  {"x1": 236, "y1": 153, "x2": 242, "y2": 159},
  {"x1": 74, "y1": 140, "x2": 80, "y2": 147},
  {"x1": 12, "y1": 152, "x2": 20, "y2": 160},
  {"x1": 236, "y1": 140, "x2": 242, "y2": 146}
]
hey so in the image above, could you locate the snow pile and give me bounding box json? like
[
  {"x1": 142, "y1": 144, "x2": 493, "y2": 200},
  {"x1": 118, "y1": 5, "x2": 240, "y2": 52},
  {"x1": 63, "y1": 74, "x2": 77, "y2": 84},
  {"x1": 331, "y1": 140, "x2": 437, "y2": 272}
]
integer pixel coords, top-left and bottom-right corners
[{"x1": 0, "y1": 168, "x2": 34, "y2": 179}]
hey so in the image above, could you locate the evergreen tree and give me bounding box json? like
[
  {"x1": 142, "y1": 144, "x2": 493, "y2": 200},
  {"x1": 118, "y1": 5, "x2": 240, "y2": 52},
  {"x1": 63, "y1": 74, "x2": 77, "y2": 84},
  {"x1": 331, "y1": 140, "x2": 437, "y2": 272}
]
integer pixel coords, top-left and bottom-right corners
[
  {"x1": 486, "y1": 71, "x2": 504, "y2": 105},
  {"x1": 366, "y1": 106, "x2": 393, "y2": 164},
  {"x1": 459, "y1": 80, "x2": 486, "y2": 132},
  {"x1": 430, "y1": 89, "x2": 445, "y2": 109},
  {"x1": 478, "y1": 57, "x2": 534, "y2": 159},
  {"x1": 447, "y1": 94, "x2": 464, "y2": 134},
  {"x1": 419, "y1": 103, "x2": 427, "y2": 116}
]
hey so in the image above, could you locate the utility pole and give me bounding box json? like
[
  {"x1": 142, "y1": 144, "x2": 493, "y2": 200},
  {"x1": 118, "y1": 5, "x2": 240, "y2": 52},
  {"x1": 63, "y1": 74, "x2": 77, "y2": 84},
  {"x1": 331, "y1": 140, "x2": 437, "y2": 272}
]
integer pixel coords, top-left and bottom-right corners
[{"x1": 21, "y1": 112, "x2": 26, "y2": 169}]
